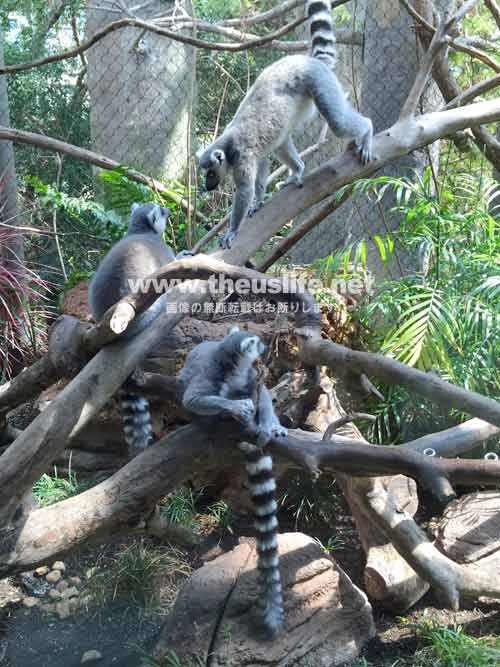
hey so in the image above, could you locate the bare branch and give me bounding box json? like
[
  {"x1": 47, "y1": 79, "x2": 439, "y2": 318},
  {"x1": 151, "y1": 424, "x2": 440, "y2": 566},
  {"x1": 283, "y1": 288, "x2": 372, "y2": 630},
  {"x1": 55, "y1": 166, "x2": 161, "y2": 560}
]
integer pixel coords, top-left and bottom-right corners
[
  {"x1": 400, "y1": 0, "x2": 483, "y2": 118},
  {"x1": 0, "y1": 125, "x2": 208, "y2": 226},
  {"x1": 3, "y1": 417, "x2": 500, "y2": 575},
  {"x1": 485, "y1": 0, "x2": 500, "y2": 30},
  {"x1": 445, "y1": 73, "x2": 500, "y2": 109},
  {"x1": 0, "y1": 15, "x2": 306, "y2": 76},
  {"x1": 256, "y1": 191, "x2": 351, "y2": 272},
  {"x1": 400, "y1": 0, "x2": 500, "y2": 73},
  {"x1": 298, "y1": 338, "x2": 500, "y2": 429}
]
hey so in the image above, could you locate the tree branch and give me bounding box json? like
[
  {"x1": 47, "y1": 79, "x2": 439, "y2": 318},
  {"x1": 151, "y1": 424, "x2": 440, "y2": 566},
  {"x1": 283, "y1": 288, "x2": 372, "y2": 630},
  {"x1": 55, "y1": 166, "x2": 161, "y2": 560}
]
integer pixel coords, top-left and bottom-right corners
[
  {"x1": 0, "y1": 15, "x2": 306, "y2": 76},
  {"x1": 298, "y1": 338, "x2": 500, "y2": 429},
  {"x1": 3, "y1": 417, "x2": 500, "y2": 576},
  {"x1": 485, "y1": 0, "x2": 500, "y2": 30},
  {"x1": 0, "y1": 126, "x2": 208, "y2": 225},
  {"x1": 445, "y1": 73, "x2": 500, "y2": 109},
  {"x1": 400, "y1": 0, "x2": 483, "y2": 118}
]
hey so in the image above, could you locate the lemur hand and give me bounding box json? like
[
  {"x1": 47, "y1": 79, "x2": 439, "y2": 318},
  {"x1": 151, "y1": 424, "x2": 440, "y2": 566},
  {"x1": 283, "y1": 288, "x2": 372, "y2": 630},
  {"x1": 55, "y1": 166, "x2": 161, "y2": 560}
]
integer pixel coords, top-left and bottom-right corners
[{"x1": 230, "y1": 399, "x2": 255, "y2": 424}]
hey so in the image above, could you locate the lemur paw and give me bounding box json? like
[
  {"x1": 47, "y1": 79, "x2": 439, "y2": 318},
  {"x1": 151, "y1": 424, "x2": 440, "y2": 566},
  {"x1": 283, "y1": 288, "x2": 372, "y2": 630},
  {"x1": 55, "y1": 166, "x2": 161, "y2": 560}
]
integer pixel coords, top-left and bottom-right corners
[
  {"x1": 219, "y1": 230, "x2": 236, "y2": 249},
  {"x1": 282, "y1": 174, "x2": 304, "y2": 188},
  {"x1": 231, "y1": 398, "x2": 255, "y2": 424}
]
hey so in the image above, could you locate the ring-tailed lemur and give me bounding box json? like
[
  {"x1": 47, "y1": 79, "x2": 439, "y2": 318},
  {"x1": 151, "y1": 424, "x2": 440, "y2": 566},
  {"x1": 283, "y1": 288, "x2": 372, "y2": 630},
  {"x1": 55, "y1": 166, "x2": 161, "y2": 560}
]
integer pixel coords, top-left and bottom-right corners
[
  {"x1": 89, "y1": 202, "x2": 176, "y2": 457},
  {"x1": 178, "y1": 327, "x2": 287, "y2": 638},
  {"x1": 199, "y1": 0, "x2": 374, "y2": 249}
]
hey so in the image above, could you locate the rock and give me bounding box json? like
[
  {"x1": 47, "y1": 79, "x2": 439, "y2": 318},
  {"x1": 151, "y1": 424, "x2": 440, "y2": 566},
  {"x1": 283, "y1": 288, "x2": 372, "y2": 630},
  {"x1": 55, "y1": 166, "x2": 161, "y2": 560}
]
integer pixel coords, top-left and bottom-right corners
[
  {"x1": 56, "y1": 580, "x2": 68, "y2": 593},
  {"x1": 34, "y1": 566, "x2": 50, "y2": 577},
  {"x1": 435, "y1": 491, "x2": 500, "y2": 563},
  {"x1": 81, "y1": 649, "x2": 103, "y2": 663},
  {"x1": 46, "y1": 570, "x2": 62, "y2": 584},
  {"x1": 62, "y1": 586, "x2": 79, "y2": 599},
  {"x1": 41, "y1": 603, "x2": 55, "y2": 613},
  {"x1": 55, "y1": 600, "x2": 71, "y2": 620},
  {"x1": 68, "y1": 598, "x2": 80, "y2": 614},
  {"x1": 48, "y1": 589, "x2": 62, "y2": 600},
  {"x1": 153, "y1": 533, "x2": 375, "y2": 666},
  {"x1": 22, "y1": 596, "x2": 39, "y2": 608},
  {"x1": 68, "y1": 576, "x2": 82, "y2": 586},
  {"x1": 52, "y1": 561, "x2": 66, "y2": 573}
]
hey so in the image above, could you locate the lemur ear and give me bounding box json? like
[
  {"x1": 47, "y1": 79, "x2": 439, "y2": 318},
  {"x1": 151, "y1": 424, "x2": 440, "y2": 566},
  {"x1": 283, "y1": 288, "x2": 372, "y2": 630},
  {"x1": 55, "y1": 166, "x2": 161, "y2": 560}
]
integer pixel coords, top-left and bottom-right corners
[
  {"x1": 131, "y1": 202, "x2": 140, "y2": 214},
  {"x1": 212, "y1": 149, "x2": 225, "y2": 165},
  {"x1": 229, "y1": 326, "x2": 240, "y2": 334},
  {"x1": 146, "y1": 205, "x2": 158, "y2": 225}
]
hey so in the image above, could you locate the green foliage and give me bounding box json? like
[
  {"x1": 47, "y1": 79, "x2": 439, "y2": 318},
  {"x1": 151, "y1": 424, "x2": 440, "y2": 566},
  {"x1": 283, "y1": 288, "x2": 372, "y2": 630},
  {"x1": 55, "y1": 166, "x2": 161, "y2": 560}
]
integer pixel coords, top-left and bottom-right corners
[
  {"x1": 348, "y1": 168, "x2": 500, "y2": 443},
  {"x1": 160, "y1": 487, "x2": 202, "y2": 531},
  {"x1": 83, "y1": 541, "x2": 191, "y2": 612},
  {"x1": 33, "y1": 466, "x2": 89, "y2": 506},
  {"x1": 207, "y1": 499, "x2": 233, "y2": 533}
]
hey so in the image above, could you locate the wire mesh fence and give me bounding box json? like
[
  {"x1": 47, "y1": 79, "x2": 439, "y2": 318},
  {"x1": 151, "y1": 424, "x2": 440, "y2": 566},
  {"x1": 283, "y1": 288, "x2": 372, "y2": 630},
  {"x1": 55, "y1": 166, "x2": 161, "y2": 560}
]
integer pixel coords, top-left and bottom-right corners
[{"x1": 0, "y1": 0, "x2": 497, "y2": 286}]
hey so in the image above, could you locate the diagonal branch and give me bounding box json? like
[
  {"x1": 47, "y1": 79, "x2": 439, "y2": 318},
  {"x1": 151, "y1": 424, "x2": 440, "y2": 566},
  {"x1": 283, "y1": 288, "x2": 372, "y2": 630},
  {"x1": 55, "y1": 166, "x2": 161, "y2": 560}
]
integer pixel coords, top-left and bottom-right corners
[
  {"x1": 0, "y1": 126, "x2": 208, "y2": 225},
  {"x1": 400, "y1": 0, "x2": 483, "y2": 118},
  {"x1": 485, "y1": 0, "x2": 500, "y2": 29}
]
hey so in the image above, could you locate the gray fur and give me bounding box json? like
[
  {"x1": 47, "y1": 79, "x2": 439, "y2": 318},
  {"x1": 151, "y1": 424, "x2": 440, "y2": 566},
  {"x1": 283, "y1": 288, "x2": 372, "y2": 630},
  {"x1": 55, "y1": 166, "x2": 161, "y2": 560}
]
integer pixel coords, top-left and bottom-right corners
[
  {"x1": 198, "y1": 0, "x2": 373, "y2": 249},
  {"x1": 88, "y1": 202, "x2": 175, "y2": 457},
  {"x1": 178, "y1": 328, "x2": 287, "y2": 638}
]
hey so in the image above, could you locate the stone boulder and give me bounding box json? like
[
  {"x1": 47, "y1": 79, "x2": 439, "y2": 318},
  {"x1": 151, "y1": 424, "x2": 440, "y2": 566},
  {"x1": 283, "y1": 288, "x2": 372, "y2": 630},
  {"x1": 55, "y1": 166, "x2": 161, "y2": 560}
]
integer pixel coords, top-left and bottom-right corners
[{"x1": 153, "y1": 532, "x2": 375, "y2": 666}]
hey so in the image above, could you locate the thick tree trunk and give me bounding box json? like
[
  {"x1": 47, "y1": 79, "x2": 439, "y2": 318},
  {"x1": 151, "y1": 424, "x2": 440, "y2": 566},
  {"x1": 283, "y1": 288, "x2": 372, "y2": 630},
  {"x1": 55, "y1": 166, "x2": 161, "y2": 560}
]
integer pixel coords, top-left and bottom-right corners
[
  {"x1": 0, "y1": 32, "x2": 22, "y2": 266},
  {"x1": 85, "y1": 0, "x2": 195, "y2": 182}
]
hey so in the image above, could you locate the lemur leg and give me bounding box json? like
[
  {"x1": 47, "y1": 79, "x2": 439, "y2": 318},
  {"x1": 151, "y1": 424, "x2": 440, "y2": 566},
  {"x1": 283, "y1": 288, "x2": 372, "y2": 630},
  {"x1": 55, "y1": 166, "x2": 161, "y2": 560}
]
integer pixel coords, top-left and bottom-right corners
[
  {"x1": 248, "y1": 159, "x2": 269, "y2": 217},
  {"x1": 310, "y1": 73, "x2": 373, "y2": 164},
  {"x1": 275, "y1": 136, "x2": 305, "y2": 187},
  {"x1": 220, "y1": 162, "x2": 256, "y2": 249},
  {"x1": 183, "y1": 394, "x2": 255, "y2": 424},
  {"x1": 257, "y1": 386, "x2": 288, "y2": 442}
]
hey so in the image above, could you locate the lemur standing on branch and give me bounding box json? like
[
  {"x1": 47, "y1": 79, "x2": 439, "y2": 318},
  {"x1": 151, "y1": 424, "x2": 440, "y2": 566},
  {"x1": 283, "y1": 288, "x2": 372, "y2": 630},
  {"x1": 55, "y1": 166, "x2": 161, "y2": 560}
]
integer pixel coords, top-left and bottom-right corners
[
  {"x1": 178, "y1": 327, "x2": 288, "y2": 639},
  {"x1": 198, "y1": 0, "x2": 374, "y2": 249},
  {"x1": 88, "y1": 203, "x2": 176, "y2": 457}
]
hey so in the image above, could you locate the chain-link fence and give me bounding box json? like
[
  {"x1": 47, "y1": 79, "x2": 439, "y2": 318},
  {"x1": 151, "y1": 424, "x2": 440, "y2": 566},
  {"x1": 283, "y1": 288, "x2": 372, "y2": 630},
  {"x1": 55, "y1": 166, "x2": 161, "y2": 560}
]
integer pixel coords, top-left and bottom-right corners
[{"x1": 0, "y1": 0, "x2": 495, "y2": 291}]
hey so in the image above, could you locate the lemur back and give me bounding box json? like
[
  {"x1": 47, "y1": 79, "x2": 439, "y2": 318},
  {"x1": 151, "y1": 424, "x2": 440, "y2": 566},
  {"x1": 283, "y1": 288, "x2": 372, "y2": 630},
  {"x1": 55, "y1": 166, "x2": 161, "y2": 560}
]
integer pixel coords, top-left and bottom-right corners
[
  {"x1": 179, "y1": 329, "x2": 287, "y2": 638},
  {"x1": 88, "y1": 203, "x2": 175, "y2": 456},
  {"x1": 198, "y1": 0, "x2": 373, "y2": 250}
]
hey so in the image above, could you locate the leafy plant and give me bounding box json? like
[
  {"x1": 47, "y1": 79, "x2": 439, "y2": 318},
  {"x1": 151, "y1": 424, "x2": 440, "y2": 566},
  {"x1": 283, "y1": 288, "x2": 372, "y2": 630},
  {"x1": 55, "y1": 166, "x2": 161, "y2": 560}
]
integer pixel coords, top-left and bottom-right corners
[
  {"x1": 207, "y1": 499, "x2": 233, "y2": 533},
  {"x1": 0, "y1": 228, "x2": 52, "y2": 379},
  {"x1": 83, "y1": 541, "x2": 191, "y2": 612},
  {"x1": 33, "y1": 466, "x2": 89, "y2": 506},
  {"x1": 160, "y1": 487, "x2": 202, "y2": 530}
]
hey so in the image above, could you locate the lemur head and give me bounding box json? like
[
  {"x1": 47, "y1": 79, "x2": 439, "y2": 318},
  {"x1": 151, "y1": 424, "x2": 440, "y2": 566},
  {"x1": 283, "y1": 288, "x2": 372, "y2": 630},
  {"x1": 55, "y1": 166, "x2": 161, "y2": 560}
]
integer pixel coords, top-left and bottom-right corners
[
  {"x1": 199, "y1": 148, "x2": 227, "y2": 192},
  {"x1": 223, "y1": 326, "x2": 267, "y2": 365},
  {"x1": 128, "y1": 202, "x2": 171, "y2": 235}
]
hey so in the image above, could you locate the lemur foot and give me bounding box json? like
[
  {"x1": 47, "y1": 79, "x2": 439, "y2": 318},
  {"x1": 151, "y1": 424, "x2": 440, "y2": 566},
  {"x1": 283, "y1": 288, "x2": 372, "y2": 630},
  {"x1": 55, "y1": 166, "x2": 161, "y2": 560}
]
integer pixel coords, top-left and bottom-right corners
[
  {"x1": 230, "y1": 398, "x2": 255, "y2": 424},
  {"x1": 219, "y1": 230, "x2": 236, "y2": 249},
  {"x1": 247, "y1": 200, "x2": 265, "y2": 218},
  {"x1": 110, "y1": 302, "x2": 135, "y2": 334},
  {"x1": 349, "y1": 138, "x2": 374, "y2": 165},
  {"x1": 282, "y1": 173, "x2": 304, "y2": 188}
]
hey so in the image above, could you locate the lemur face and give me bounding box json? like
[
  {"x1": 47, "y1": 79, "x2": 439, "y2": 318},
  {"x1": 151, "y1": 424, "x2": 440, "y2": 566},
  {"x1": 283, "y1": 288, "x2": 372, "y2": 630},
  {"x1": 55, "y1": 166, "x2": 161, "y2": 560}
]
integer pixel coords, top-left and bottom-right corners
[
  {"x1": 239, "y1": 335, "x2": 267, "y2": 363},
  {"x1": 202, "y1": 149, "x2": 227, "y2": 191}
]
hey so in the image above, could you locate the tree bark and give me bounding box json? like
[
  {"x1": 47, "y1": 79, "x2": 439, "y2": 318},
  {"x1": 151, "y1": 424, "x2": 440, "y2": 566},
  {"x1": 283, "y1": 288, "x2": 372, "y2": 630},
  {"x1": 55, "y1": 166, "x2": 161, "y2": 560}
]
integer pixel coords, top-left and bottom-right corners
[{"x1": 85, "y1": 0, "x2": 196, "y2": 182}]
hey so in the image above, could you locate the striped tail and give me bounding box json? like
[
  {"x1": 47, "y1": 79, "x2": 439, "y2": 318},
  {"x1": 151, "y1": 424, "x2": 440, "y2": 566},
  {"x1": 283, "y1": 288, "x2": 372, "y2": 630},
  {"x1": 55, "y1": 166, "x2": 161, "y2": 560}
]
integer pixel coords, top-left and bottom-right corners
[
  {"x1": 307, "y1": 0, "x2": 337, "y2": 68},
  {"x1": 244, "y1": 448, "x2": 284, "y2": 639},
  {"x1": 119, "y1": 390, "x2": 153, "y2": 456}
]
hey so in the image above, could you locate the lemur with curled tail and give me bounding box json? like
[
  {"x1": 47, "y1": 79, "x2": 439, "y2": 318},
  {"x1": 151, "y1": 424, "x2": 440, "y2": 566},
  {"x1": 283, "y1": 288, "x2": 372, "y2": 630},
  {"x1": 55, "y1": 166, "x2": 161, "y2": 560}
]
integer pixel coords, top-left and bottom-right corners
[
  {"x1": 89, "y1": 202, "x2": 176, "y2": 457},
  {"x1": 178, "y1": 327, "x2": 287, "y2": 639},
  {"x1": 199, "y1": 0, "x2": 374, "y2": 249}
]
